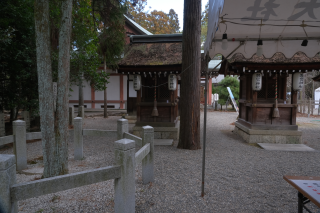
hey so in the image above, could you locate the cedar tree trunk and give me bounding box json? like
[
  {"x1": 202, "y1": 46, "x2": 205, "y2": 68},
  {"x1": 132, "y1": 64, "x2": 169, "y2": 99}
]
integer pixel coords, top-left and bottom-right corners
[
  {"x1": 55, "y1": 0, "x2": 73, "y2": 176},
  {"x1": 34, "y1": 0, "x2": 72, "y2": 178},
  {"x1": 177, "y1": 0, "x2": 201, "y2": 150}
]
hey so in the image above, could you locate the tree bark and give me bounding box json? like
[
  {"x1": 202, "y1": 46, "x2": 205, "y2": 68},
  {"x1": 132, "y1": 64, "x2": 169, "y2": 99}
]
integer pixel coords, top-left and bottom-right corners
[
  {"x1": 34, "y1": 0, "x2": 56, "y2": 177},
  {"x1": 177, "y1": 0, "x2": 201, "y2": 150},
  {"x1": 54, "y1": 0, "x2": 73, "y2": 176},
  {"x1": 104, "y1": 55, "x2": 108, "y2": 118},
  {"x1": 35, "y1": 0, "x2": 72, "y2": 178}
]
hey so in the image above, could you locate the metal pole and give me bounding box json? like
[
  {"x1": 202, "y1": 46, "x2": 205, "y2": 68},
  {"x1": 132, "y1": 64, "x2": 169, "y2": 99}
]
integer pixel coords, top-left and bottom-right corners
[
  {"x1": 200, "y1": 43, "x2": 244, "y2": 197},
  {"x1": 201, "y1": 72, "x2": 208, "y2": 197}
]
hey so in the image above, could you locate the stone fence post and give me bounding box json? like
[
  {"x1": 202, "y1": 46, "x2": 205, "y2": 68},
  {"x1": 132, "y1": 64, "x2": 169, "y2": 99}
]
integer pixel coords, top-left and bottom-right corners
[
  {"x1": 69, "y1": 106, "x2": 74, "y2": 126},
  {"x1": 0, "y1": 111, "x2": 4, "y2": 137},
  {"x1": 78, "y1": 106, "x2": 84, "y2": 118},
  {"x1": 22, "y1": 111, "x2": 30, "y2": 132},
  {"x1": 12, "y1": 120, "x2": 27, "y2": 171},
  {"x1": 142, "y1": 126, "x2": 154, "y2": 184},
  {"x1": 308, "y1": 98, "x2": 311, "y2": 117},
  {"x1": 114, "y1": 139, "x2": 135, "y2": 213},
  {"x1": 0, "y1": 154, "x2": 17, "y2": 213},
  {"x1": 117, "y1": 119, "x2": 128, "y2": 140},
  {"x1": 74, "y1": 117, "x2": 83, "y2": 160}
]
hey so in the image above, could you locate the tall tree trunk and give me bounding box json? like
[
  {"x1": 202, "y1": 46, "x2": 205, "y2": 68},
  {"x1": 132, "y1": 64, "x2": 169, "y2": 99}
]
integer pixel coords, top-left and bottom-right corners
[
  {"x1": 35, "y1": 0, "x2": 72, "y2": 178},
  {"x1": 54, "y1": 0, "x2": 73, "y2": 176},
  {"x1": 178, "y1": 0, "x2": 201, "y2": 150},
  {"x1": 104, "y1": 55, "x2": 108, "y2": 118},
  {"x1": 34, "y1": 0, "x2": 56, "y2": 177}
]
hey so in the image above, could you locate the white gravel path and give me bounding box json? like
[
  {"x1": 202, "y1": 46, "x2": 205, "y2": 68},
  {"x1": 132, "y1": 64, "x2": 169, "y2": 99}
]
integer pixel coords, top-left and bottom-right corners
[{"x1": 1, "y1": 113, "x2": 320, "y2": 212}]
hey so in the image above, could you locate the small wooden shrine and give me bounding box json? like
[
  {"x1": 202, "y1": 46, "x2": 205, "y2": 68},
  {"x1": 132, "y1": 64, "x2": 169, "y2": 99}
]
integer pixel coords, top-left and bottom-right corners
[
  {"x1": 221, "y1": 52, "x2": 320, "y2": 143},
  {"x1": 117, "y1": 36, "x2": 217, "y2": 139},
  {"x1": 118, "y1": 40, "x2": 182, "y2": 139},
  {"x1": 118, "y1": 41, "x2": 182, "y2": 124}
]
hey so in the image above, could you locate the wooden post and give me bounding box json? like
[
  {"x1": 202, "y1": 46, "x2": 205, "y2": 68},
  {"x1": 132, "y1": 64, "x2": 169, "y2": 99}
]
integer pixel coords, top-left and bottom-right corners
[
  {"x1": 303, "y1": 99, "x2": 306, "y2": 114},
  {"x1": 291, "y1": 74, "x2": 297, "y2": 125},
  {"x1": 252, "y1": 90, "x2": 257, "y2": 124},
  {"x1": 136, "y1": 89, "x2": 141, "y2": 122},
  {"x1": 319, "y1": 98, "x2": 320, "y2": 115}
]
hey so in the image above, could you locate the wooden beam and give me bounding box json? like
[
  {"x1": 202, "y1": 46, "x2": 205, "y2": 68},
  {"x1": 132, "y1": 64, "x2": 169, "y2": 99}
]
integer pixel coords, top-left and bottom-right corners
[{"x1": 118, "y1": 65, "x2": 182, "y2": 73}]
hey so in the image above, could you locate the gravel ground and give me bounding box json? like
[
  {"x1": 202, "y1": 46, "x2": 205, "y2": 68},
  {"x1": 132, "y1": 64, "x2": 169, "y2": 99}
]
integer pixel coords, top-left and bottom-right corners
[{"x1": 1, "y1": 113, "x2": 320, "y2": 213}]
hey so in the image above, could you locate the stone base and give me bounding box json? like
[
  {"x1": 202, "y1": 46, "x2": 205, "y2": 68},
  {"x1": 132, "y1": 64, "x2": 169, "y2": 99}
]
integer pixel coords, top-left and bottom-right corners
[
  {"x1": 234, "y1": 122, "x2": 302, "y2": 144},
  {"x1": 133, "y1": 120, "x2": 179, "y2": 140}
]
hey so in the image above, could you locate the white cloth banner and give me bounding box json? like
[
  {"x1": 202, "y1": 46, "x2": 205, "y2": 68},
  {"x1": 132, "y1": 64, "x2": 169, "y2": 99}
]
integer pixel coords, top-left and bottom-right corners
[{"x1": 205, "y1": 0, "x2": 320, "y2": 59}]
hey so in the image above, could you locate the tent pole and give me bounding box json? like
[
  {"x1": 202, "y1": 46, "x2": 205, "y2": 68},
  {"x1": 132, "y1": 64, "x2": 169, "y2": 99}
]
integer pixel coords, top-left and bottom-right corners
[{"x1": 201, "y1": 72, "x2": 208, "y2": 197}]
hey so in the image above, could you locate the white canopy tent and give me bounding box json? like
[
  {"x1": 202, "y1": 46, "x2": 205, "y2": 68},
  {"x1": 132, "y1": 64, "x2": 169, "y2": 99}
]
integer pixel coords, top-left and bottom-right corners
[{"x1": 204, "y1": 0, "x2": 320, "y2": 59}]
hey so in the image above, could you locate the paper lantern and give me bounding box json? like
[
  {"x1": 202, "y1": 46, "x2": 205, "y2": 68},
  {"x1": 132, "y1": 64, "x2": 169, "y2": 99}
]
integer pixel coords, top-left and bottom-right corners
[
  {"x1": 256, "y1": 40, "x2": 263, "y2": 57},
  {"x1": 252, "y1": 73, "x2": 262, "y2": 91},
  {"x1": 168, "y1": 74, "x2": 177, "y2": 90},
  {"x1": 133, "y1": 75, "x2": 141, "y2": 90},
  {"x1": 293, "y1": 73, "x2": 304, "y2": 91},
  {"x1": 222, "y1": 33, "x2": 228, "y2": 50}
]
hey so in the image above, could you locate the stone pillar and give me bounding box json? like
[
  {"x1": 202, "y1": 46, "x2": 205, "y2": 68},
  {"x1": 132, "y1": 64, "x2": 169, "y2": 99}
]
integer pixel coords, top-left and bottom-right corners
[
  {"x1": 142, "y1": 126, "x2": 154, "y2": 184},
  {"x1": 308, "y1": 98, "x2": 311, "y2": 118},
  {"x1": 12, "y1": 120, "x2": 27, "y2": 171},
  {"x1": 22, "y1": 111, "x2": 30, "y2": 132},
  {"x1": 114, "y1": 139, "x2": 135, "y2": 213},
  {"x1": 69, "y1": 106, "x2": 74, "y2": 126},
  {"x1": 117, "y1": 119, "x2": 128, "y2": 140},
  {"x1": 74, "y1": 117, "x2": 83, "y2": 160},
  {"x1": 0, "y1": 111, "x2": 5, "y2": 137},
  {"x1": 78, "y1": 106, "x2": 84, "y2": 118},
  {"x1": 0, "y1": 154, "x2": 17, "y2": 213}
]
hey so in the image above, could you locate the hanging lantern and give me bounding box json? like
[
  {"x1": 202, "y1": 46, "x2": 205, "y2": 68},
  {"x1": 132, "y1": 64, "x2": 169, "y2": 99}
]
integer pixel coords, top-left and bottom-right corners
[
  {"x1": 256, "y1": 40, "x2": 263, "y2": 57},
  {"x1": 133, "y1": 75, "x2": 141, "y2": 90},
  {"x1": 222, "y1": 33, "x2": 228, "y2": 50},
  {"x1": 293, "y1": 73, "x2": 304, "y2": 91},
  {"x1": 252, "y1": 73, "x2": 262, "y2": 91},
  {"x1": 168, "y1": 74, "x2": 177, "y2": 90}
]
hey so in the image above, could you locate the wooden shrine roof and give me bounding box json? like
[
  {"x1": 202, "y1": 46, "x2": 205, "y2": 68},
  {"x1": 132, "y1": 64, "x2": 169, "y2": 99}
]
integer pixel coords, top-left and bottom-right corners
[
  {"x1": 118, "y1": 43, "x2": 218, "y2": 77},
  {"x1": 119, "y1": 43, "x2": 182, "y2": 66}
]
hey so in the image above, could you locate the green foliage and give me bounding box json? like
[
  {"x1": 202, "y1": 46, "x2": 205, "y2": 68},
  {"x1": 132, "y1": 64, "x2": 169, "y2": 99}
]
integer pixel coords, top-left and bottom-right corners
[
  {"x1": 201, "y1": 2, "x2": 209, "y2": 49},
  {"x1": 0, "y1": 0, "x2": 38, "y2": 114},
  {"x1": 128, "y1": 0, "x2": 180, "y2": 34},
  {"x1": 212, "y1": 85, "x2": 216, "y2": 95},
  {"x1": 93, "y1": 0, "x2": 127, "y2": 69},
  {"x1": 70, "y1": 0, "x2": 109, "y2": 91},
  {"x1": 216, "y1": 76, "x2": 239, "y2": 106}
]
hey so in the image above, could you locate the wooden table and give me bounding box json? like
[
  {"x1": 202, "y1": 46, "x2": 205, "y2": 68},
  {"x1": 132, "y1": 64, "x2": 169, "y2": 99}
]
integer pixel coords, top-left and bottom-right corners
[{"x1": 284, "y1": 176, "x2": 320, "y2": 213}]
